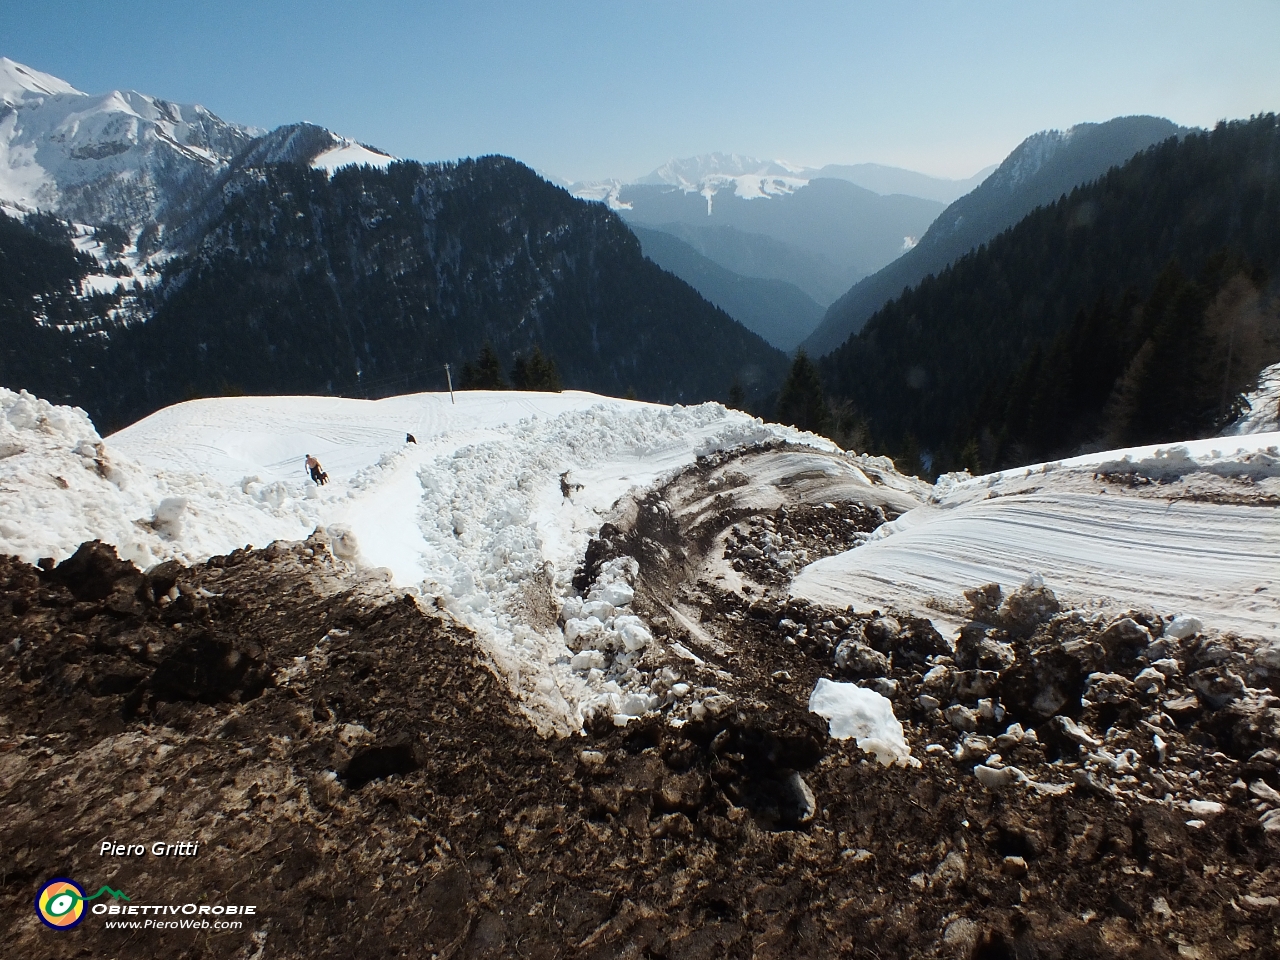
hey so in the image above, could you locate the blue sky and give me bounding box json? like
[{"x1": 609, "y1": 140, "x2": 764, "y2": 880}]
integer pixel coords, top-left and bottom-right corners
[{"x1": 5, "y1": 0, "x2": 1279, "y2": 182}]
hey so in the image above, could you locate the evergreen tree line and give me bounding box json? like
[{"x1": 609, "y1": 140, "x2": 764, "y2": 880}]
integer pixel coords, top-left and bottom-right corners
[
  {"x1": 459, "y1": 343, "x2": 562, "y2": 392},
  {"x1": 812, "y1": 115, "x2": 1280, "y2": 475},
  {"x1": 0, "y1": 214, "x2": 151, "y2": 412},
  {"x1": 964, "y1": 254, "x2": 1277, "y2": 470}
]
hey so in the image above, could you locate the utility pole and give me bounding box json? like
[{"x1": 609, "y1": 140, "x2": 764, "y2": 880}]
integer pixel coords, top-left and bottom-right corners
[{"x1": 444, "y1": 362, "x2": 455, "y2": 404}]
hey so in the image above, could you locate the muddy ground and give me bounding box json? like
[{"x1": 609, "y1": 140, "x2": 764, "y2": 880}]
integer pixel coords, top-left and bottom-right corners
[{"x1": 1, "y1": 449, "x2": 1278, "y2": 959}]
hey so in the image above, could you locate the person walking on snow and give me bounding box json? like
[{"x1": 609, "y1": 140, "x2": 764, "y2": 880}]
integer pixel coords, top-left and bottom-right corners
[{"x1": 305, "y1": 453, "x2": 328, "y2": 485}]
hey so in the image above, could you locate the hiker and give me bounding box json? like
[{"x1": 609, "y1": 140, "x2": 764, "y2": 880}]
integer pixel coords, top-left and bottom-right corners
[
  {"x1": 305, "y1": 453, "x2": 328, "y2": 485},
  {"x1": 559, "y1": 470, "x2": 583, "y2": 499}
]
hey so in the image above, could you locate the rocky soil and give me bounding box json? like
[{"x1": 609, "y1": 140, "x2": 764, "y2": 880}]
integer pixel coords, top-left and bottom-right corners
[{"x1": 1, "y1": 452, "x2": 1278, "y2": 958}]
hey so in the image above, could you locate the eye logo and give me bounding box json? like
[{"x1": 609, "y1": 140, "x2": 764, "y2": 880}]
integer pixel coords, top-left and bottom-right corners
[
  {"x1": 35, "y1": 879, "x2": 130, "y2": 930},
  {"x1": 36, "y1": 879, "x2": 86, "y2": 929}
]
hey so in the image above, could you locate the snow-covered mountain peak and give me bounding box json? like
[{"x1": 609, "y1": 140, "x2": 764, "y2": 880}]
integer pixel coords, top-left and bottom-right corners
[
  {"x1": 574, "y1": 153, "x2": 809, "y2": 214},
  {"x1": 567, "y1": 178, "x2": 631, "y2": 211},
  {"x1": 638, "y1": 152, "x2": 805, "y2": 188},
  {"x1": 0, "y1": 58, "x2": 401, "y2": 237},
  {"x1": 0, "y1": 57, "x2": 83, "y2": 104},
  {"x1": 0, "y1": 58, "x2": 263, "y2": 230},
  {"x1": 638, "y1": 154, "x2": 810, "y2": 210}
]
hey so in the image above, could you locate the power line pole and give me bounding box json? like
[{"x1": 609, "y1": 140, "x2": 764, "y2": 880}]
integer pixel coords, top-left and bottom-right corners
[{"x1": 444, "y1": 362, "x2": 455, "y2": 404}]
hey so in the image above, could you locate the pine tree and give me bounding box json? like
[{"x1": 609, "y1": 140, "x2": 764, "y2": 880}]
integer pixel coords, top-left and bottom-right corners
[
  {"x1": 459, "y1": 343, "x2": 507, "y2": 390},
  {"x1": 775, "y1": 350, "x2": 827, "y2": 433},
  {"x1": 726, "y1": 378, "x2": 745, "y2": 410},
  {"x1": 895, "y1": 434, "x2": 924, "y2": 478},
  {"x1": 510, "y1": 346, "x2": 562, "y2": 392}
]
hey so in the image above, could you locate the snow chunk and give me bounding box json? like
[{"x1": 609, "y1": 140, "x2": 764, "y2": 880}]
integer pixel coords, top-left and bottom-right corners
[
  {"x1": 570, "y1": 650, "x2": 605, "y2": 672},
  {"x1": 808, "y1": 678, "x2": 915, "y2": 767},
  {"x1": 594, "y1": 579, "x2": 634, "y2": 608},
  {"x1": 1165, "y1": 615, "x2": 1204, "y2": 640},
  {"x1": 1187, "y1": 799, "x2": 1225, "y2": 817},
  {"x1": 151, "y1": 496, "x2": 188, "y2": 539}
]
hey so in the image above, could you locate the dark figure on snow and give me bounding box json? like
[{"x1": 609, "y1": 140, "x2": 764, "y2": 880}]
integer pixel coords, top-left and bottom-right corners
[
  {"x1": 560, "y1": 470, "x2": 583, "y2": 499},
  {"x1": 305, "y1": 453, "x2": 329, "y2": 485},
  {"x1": 406, "y1": 433, "x2": 417, "y2": 444}
]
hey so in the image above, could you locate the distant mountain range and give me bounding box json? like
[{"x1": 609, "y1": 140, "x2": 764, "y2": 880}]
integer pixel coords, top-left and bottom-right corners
[
  {"x1": 802, "y1": 116, "x2": 1188, "y2": 356},
  {"x1": 0, "y1": 59, "x2": 785, "y2": 428},
  {"x1": 614, "y1": 178, "x2": 943, "y2": 301},
  {"x1": 567, "y1": 155, "x2": 966, "y2": 349},
  {"x1": 584, "y1": 152, "x2": 993, "y2": 206},
  {"x1": 571, "y1": 128, "x2": 1189, "y2": 357},
  {"x1": 570, "y1": 154, "x2": 969, "y2": 309},
  {"x1": 805, "y1": 162, "x2": 995, "y2": 204}
]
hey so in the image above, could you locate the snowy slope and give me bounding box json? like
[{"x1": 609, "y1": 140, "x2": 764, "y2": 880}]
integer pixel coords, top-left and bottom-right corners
[
  {"x1": 1, "y1": 387, "x2": 828, "y2": 732},
  {"x1": 1223, "y1": 361, "x2": 1280, "y2": 435},
  {"x1": 791, "y1": 436, "x2": 1280, "y2": 641},
  {"x1": 0, "y1": 58, "x2": 396, "y2": 240},
  {"x1": 0, "y1": 58, "x2": 260, "y2": 230},
  {"x1": 7, "y1": 383, "x2": 1277, "y2": 733},
  {"x1": 310, "y1": 140, "x2": 395, "y2": 173},
  {"x1": 0, "y1": 58, "x2": 82, "y2": 101}
]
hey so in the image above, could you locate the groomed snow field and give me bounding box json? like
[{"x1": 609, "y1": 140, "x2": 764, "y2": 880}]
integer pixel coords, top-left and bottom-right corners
[{"x1": 792, "y1": 434, "x2": 1280, "y2": 640}]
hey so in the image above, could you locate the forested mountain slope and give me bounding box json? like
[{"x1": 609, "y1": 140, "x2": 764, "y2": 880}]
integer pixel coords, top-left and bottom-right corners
[
  {"x1": 630, "y1": 224, "x2": 824, "y2": 351},
  {"x1": 803, "y1": 116, "x2": 1186, "y2": 357},
  {"x1": 819, "y1": 115, "x2": 1280, "y2": 471},
  {"x1": 2, "y1": 158, "x2": 786, "y2": 430}
]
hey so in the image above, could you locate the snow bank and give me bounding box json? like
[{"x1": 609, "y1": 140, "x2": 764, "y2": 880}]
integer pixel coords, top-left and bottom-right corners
[
  {"x1": 0, "y1": 389, "x2": 314, "y2": 568},
  {"x1": 808, "y1": 678, "x2": 915, "y2": 767},
  {"x1": 792, "y1": 433, "x2": 1280, "y2": 641}
]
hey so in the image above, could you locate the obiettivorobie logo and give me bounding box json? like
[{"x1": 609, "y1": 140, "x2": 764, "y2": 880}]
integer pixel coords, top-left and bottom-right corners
[
  {"x1": 35, "y1": 876, "x2": 258, "y2": 932},
  {"x1": 35, "y1": 878, "x2": 130, "y2": 930}
]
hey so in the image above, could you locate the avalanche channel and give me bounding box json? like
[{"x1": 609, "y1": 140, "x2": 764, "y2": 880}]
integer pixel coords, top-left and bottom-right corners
[{"x1": 5, "y1": 387, "x2": 829, "y2": 733}]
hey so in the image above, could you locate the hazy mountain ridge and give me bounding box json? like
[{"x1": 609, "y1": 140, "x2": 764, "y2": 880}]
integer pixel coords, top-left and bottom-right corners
[
  {"x1": 568, "y1": 153, "x2": 989, "y2": 317},
  {"x1": 803, "y1": 116, "x2": 1188, "y2": 356},
  {"x1": 614, "y1": 179, "x2": 942, "y2": 305},
  {"x1": 630, "y1": 224, "x2": 824, "y2": 351},
  {"x1": 613, "y1": 152, "x2": 991, "y2": 203},
  {"x1": 647, "y1": 221, "x2": 856, "y2": 310},
  {"x1": 809, "y1": 162, "x2": 996, "y2": 204}
]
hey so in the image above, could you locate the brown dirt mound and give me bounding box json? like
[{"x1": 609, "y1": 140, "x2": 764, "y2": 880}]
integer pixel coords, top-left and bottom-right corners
[{"x1": 1, "y1": 528, "x2": 1278, "y2": 958}]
